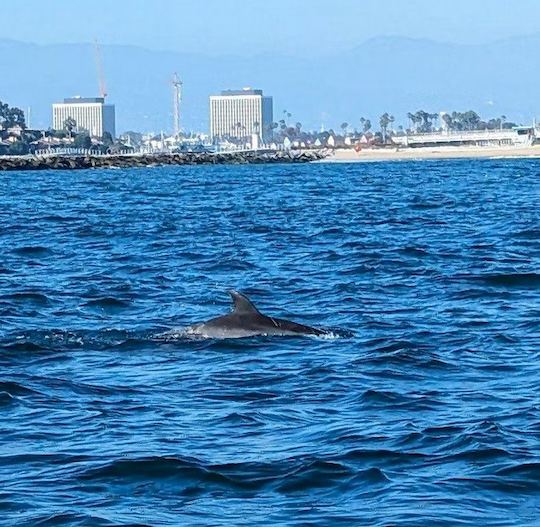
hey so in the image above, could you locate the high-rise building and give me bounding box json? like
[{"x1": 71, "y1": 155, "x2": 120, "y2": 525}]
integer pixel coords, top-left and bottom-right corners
[
  {"x1": 52, "y1": 97, "x2": 116, "y2": 138},
  {"x1": 210, "y1": 88, "x2": 273, "y2": 142}
]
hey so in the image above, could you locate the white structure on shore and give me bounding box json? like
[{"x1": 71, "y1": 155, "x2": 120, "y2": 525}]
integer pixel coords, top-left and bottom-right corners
[
  {"x1": 52, "y1": 97, "x2": 116, "y2": 138},
  {"x1": 393, "y1": 127, "x2": 536, "y2": 148},
  {"x1": 210, "y1": 88, "x2": 273, "y2": 143}
]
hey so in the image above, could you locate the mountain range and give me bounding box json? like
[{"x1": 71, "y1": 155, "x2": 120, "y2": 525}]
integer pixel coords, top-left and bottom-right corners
[{"x1": 1, "y1": 35, "x2": 539, "y2": 134}]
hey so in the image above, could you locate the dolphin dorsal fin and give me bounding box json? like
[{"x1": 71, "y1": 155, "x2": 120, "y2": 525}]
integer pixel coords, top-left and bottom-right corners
[{"x1": 229, "y1": 290, "x2": 260, "y2": 314}]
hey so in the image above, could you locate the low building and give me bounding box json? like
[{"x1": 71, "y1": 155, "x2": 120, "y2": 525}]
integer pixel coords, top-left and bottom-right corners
[
  {"x1": 392, "y1": 127, "x2": 535, "y2": 148},
  {"x1": 52, "y1": 97, "x2": 116, "y2": 138},
  {"x1": 210, "y1": 88, "x2": 273, "y2": 143}
]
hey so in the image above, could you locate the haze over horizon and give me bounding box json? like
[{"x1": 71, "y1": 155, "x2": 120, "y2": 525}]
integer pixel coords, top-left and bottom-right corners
[
  {"x1": 3, "y1": 0, "x2": 540, "y2": 56},
  {"x1": 2, "y1": 1, "x2": 540, "y2": 133}
]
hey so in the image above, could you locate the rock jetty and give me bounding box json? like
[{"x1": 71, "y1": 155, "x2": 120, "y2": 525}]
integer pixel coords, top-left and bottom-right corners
[{"x1": 0, "y1": 150, "x2": 327, "y2": 171}]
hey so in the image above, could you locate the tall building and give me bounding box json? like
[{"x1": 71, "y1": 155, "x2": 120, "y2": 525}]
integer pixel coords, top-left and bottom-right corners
[
  {"x1": 210, "y1": 88, "x2": 273, "y2": 142},
  {"x1": 52, "y1": 97, "x2": 116, "y2": 138}
]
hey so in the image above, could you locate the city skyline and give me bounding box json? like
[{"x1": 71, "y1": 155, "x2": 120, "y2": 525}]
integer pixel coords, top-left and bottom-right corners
[{"x1": 2, "y1": 1, "x2": 540, "y2": 134}]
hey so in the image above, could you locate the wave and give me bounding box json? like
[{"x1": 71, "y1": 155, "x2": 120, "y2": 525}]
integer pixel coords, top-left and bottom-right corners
[
  {"x1": 11, "y1": 246, "x2": 52, "y2": 256},
  {"x1": 202, "y1": 390, "x2": 280, "y2": 402},
  {"x1": 436, "y1": 447, "x2": 510, "y2": 463},
  {"x1": 480, "y1": 272, "x2": 540, "y2": 288},
  {"x1": 397, "y1": 246, "x2": 429, "y2": 257},
  {"x1": 0, "y1": 329, "x2": 137, "y2": 353},
  {"x1": 78, "y1": 454, "x2": 388, "y2": 495},
  {"x1": 275, "y1": 459, "x2": 357, "y2": 493},
  {"x1": 2, "y1": 292, "x2": 51, "y2": 305},
  {"x1": 0, "y1": 391, "x2": 14, "y2": 406},
  {"x1": 453, "y1": 272, "x2": 540, "y2": 289},
  {"x1": 409, "y1": 198, "x2": 451, "y2": 209},
  {"x1": 337, "y1": 448, "x2": 428, "y2": 464},
  {"x1": 357, "y1": 389, "x2": 442, "y2": 410},
  {"x1": 80, "y1": 456, "x2": 269, "y2": 489},
  {"x1": 2, "y1": 326, "x2": 335, "y2": 353},
  {"x1": 511, "y1": 228, "x2": 540, "y2": 240},
  {"x1": 39, "y1": 214, "x2": 79, "y2": 223},
  {"x1": 1, "y1": 340, "x2": 49, "y2": 352},
  {"x1": 0, "y1": 381, "x2": 43, "y2": 397},
  {"x1": 154, "y1": 327, "x2": 351, "y2": 342},
  {"x1": 496, "y1": 462, "x2": 540, "y2": 484},
  {"x1": 83, "y1": 297, "x2": 132, "y2": 309},
  {"x1": 220, "y1": 412, "x2": 263, "y2": 425},
  {"x1": 445, "y1": 465, "x2": 540, "y2": 492},
  {"x1": 32, "y1": 512, "x2": 117, "y2": 527},
  {"x1": 358, "y1": 340, "x2": 455, "y2": 371}
]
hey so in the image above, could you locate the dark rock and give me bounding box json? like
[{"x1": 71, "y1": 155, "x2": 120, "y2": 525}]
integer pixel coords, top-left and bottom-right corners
[{"x1": 0, "y1": 150, "x2": 328, "y2": 171}]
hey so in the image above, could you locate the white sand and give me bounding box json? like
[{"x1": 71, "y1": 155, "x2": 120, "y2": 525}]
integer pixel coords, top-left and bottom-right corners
[{"x1": 323, "y1": 145, "x2": 540, "y2": 163}]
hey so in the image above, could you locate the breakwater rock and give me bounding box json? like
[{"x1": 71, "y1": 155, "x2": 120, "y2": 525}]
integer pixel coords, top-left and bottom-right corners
[{"x1": 0, "y1": 150, "x2": 327, "y2": 171}]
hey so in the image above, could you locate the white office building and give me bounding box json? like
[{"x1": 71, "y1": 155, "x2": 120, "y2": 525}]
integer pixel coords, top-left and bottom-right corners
[
  {"x1": 52, "y1": 97, "x2": 116, "y2": 138},
  {"x1": 210, "y1": 88, "x2": 273, "y2": 143}
]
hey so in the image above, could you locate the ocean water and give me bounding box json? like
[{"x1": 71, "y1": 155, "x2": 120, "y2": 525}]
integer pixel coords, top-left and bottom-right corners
[{"x1": 0, "y1": 159, "x2": 539, "y2": 526}]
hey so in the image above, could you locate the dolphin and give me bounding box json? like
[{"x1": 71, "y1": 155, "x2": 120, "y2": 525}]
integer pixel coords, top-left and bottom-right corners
[{"x1": 185, "y1": 290, "x2": 328, "y2": 339}]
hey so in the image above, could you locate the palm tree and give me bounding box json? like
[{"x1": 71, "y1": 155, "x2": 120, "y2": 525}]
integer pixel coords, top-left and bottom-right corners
[
  {"x1": 283, "y1": 110, "x2": 292, "y2": 126},
  {"x1": 442, "y1": 113, "x2": 453, "y2": 131},
  {"x1": 379, "y1": 113, "x2": 391, "y2": 143},
  {"x1": 360, "y1": 117, "x2": 372, "y2": 133},
  {"x1": 407, "y1": 112, "x2": 415, "y2": 132},
  {"x1": 63, "y1": 117, "x2": 77, "y2": 139},
  {"x1": 340, "y1": 122, "x2": 349, "y2": 136}
]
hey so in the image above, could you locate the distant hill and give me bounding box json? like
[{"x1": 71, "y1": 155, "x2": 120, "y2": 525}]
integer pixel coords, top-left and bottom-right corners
[{"x1": 1, "y1": 35, "x2": 539, "y2": 133}]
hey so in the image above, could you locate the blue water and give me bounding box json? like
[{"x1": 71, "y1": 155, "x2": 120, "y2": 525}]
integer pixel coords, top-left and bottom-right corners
[{"x1": 1, "y1": 160, "x2": 539, "y2": 526}]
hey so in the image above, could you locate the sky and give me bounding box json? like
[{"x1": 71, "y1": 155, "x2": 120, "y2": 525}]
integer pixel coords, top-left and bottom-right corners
[{"x1": 3, "y1": 0, "x2": 540, "y2": 55}]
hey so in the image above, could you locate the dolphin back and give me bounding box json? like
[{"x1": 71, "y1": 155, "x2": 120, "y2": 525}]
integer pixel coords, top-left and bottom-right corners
[
  {"x1": 186, "y1": 290, "x2": 333, "y2": 339},
  {"x1": 269, "y1": 317, "x2": 327, "y2": 337}
]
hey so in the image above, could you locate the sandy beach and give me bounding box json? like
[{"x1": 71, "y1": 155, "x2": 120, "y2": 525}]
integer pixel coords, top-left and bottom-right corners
[{"x1": 325, "y1": 144, "x2": 540, "y2": 162}]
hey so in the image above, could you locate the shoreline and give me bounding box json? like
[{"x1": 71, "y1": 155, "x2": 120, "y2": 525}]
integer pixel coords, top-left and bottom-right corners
[
  {"x1": 0, "y1": 150, "x2": 325, "y2": 171},
  {"x1": 324, "y1": 144, "x2": 540, "y2": 163},
  {"x1": 3, "y1": 144, "x2": 539, "y2": 171}
]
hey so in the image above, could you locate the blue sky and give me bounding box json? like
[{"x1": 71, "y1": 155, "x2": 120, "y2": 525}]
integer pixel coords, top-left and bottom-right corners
[{"x1": 3, "y1": 0, "x2": 540, "y2": 55}]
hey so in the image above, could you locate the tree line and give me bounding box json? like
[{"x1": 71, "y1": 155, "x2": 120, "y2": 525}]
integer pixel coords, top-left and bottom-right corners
[
  {"x1": 0, "y1": 100, "x2": 33, "y2": 155},
  {"x1": 0, "y1": 100, "x2": 116, "y2": 154},
  {"x1": 262, "y1": 108, "x2": 521, "y2": 146},
  {"x1": 0, "y1": 101, "x2": 26, "y2": 130},
  {"x1": 407, "y1": 110, "x2": 517, "y2": 134}
]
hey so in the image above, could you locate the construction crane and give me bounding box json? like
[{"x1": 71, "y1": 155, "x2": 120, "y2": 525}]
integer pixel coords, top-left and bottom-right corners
[
  {"x1": 172, "y1": 72, "x2": 183, "y2": 136},
  {"x1": 94, "y1": 39, "x2": 108, "y2": 99}
]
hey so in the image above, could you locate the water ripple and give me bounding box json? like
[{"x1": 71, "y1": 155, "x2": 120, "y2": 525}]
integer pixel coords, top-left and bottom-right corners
[{"x1": 0, "y1": 160, "x2": 539, "y2": 526}]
